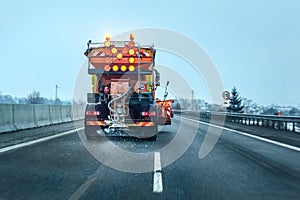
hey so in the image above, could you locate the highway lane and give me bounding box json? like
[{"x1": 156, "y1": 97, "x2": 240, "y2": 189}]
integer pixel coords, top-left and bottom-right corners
[{"x1": 0, "y1": 117, "x2": 300, "y2": 199}]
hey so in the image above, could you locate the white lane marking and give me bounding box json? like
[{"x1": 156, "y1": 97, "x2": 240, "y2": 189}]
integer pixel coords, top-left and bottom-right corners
[
  {"x1": 153, "y1": 172, "x2": 163, "y2": 193},
  {"x1": 181, "y1": 116, "x2": 300, "y2": 152},
  {"x1": 68, "y1": 167, "x2": 101, "y2": 200},
  {"x1": 69, "y1": 176, "x2": 97, "y2": 200},
  {"x1": 153, "y1": 151, "x2": 163, "y2": 193},
  {"x1": 0, "y1": 127, "x2": 84, "y2": 154},
  {"x1": 154, "y1": 151, "x2": 161, "y2": 172}
]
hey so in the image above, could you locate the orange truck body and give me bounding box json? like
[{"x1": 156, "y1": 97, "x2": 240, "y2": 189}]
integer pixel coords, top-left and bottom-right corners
[{"x1": 84, "y1": 34, "x2": 173, "y2": 139}]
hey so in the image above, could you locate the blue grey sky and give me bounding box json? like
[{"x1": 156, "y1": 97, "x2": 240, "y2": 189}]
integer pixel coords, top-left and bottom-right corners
[{"x1": 0, "y1": 0, "x2": 299, "y2": 106}]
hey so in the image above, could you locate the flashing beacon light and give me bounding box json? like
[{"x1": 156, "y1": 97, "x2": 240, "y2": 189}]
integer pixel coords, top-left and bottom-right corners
[
  {"x1": 104, "y1": 41, "x2": 111, "y2": 48},
  {"x1": 129, "y1": 57, "x2": 135, "y2": 64},
  {"x1": 129, "y1": 65, "x2": 135, "y2": 72},
  {"x1": 129, "y1": 33, "x2": 135, "y2": 47},
  {"x1": 130, "y1": 33, "x2": 134, "y2": 41},
  {"x1": 120, "y1": 65, "x2": 127, "y2": 72},
  {"x1": 104, "y1": 33, "x2": 111, "y2": 47},
  {"x1": 104, "y1": 65, "x2": 111, "y2": 72},
  {"x1": 129, "y1": 49, "x2": 135, "y2": 56},
  {"x1": 111, "y1": 47, "x2": 117, "y2": 54},
  {"x1": 105, "y1": 33, "x2": 111, "y2": 41},
  {"x1": 112, "y1": 65, "x2": 119, "y2": 72},
  {"x1": 117, "y1": 53, "x2": 123, "y2": 59}
]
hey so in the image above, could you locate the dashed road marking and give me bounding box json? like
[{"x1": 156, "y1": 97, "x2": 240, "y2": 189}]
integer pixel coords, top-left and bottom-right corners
[
  {"x1": 0, "y1": 127, "x2": 84, "y2": 154},
  {"x1": 68, "y1": 167, "x2": 102, "y2": 200},
  {"x1": 153, "y1": 151, "x2": 163, "y2": 193},
  {"x1": 181, "y1": 116, "x2": 300, "y2": 152},
  {"x1": 154, "y1": 151, "x2": 162, "y2": 172}
]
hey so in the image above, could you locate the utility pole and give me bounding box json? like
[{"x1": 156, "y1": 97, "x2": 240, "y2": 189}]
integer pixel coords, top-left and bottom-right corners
[{"x1": 55, "y1": 84, "x2": 59, "y2": 104}]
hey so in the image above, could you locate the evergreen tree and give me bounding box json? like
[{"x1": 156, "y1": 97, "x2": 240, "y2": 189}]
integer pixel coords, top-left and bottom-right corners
[{"x1": 228, "y1": 87, "x2": 244, "y2": 113}]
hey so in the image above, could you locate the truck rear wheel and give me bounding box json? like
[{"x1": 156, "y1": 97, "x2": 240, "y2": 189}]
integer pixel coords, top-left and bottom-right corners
[
  {"x1": 139, "y1": 125, "x2": 158, "y2": 141},
  {"x1": 84, "y1": 125, "x2": 102, "y2": 140},
  {"x1": 147, "y1": 134, "x2": 157, "y2": 141}
]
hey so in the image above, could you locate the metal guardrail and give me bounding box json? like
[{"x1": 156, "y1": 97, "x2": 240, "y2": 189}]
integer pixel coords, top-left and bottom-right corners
[{"x1": 174, "y1": 110, "x2": 300, "y2": 133}]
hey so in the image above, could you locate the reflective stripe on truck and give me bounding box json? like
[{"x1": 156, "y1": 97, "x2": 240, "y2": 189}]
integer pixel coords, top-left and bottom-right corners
[
  {"x1": 86, "y1": 121, "x2": 105, "y2": 126},
  {"x1": 86, "y1": 121, "x2": 154, "y2": 127}
]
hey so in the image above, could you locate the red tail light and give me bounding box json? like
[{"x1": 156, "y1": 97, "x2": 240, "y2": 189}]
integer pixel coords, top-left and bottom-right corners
[
  {"x1": 141, "y1": 111, "x2": 156, "y2": 116},
  {"x1": 85, "y1": 111, "x2": 100, "y2": 116},
  {"x1": 141, "y1": 111, "x2": 149, "y2": 116},
  {"x1": 149, "y1": 111, "x2": 156, "y2": 116}
]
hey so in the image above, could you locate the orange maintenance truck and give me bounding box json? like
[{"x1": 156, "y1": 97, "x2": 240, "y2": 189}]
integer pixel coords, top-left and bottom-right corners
[{"x1": 84, "y1": 34, "x2": 173, "y2": 140}]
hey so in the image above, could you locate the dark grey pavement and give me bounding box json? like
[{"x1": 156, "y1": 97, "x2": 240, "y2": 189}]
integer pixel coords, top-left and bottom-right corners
[
  {"x1": 184, "y1": 113, "x2": 300, "y2": 148},
  {"x1": 0, "y1": 120, "x2": 83, "y2": 149},
  {"x1": 0, "y1": 117, "x2": 300, "y2": 199}
]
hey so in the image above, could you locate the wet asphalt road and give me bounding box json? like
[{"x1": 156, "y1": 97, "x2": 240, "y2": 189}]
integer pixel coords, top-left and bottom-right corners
[{"x1": 0, "y1": 117, "x2": 300, "y2": 200}]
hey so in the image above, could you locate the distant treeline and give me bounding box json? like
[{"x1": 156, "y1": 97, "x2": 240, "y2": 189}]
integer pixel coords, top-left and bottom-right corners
[
  {"x1": 0, "y1": 91, "x2": 71, "y2": 105},
  {"x1": 174, "y1": 99, "x2": 300, "y2": 116}
]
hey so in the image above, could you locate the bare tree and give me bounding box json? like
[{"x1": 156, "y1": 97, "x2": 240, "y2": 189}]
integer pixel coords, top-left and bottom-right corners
[{"x1": 27, "y1": 90, "x2": 44, "y2": 104}]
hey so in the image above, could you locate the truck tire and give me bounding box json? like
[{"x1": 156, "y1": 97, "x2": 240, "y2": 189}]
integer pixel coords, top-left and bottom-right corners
[
  {"x1": 84, "y1": 125, "x2": 101, "y2": 140},
  {"x1": 144, "y1": 125, "x2": 158, "y2": 141},
  {"x1": 147, "y1": 134, "x2": 157, "y2": 141}
]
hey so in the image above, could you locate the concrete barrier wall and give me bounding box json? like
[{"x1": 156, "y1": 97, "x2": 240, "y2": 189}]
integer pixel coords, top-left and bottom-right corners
[
  {"x1": 0, "y1": 104, "x2": 17, "y2": 133},
  {"x1": 0, "y1": 104, "x2": 84, "y2": 133},
  {"x1": 34, "y1": 105, "x2": 51, "y2": 127},
  {"x1": 13, "y1": 104, "x2": 36, "y2": 130},
  {"x1": 72, "y1": 105, "x2": 85, "y2": 121},
  {"x1": 72, "y1": 105, "x2": 79, "y2": 121},
  {"x1": 50, "y1": 105, "x2": 62, "y2": 124},
  {"x1": 61, "y1": 106, "x2": 72, "y2": 122},
  {"x1": 72, "y1": 106, "x2": 78, "y2": 121}
]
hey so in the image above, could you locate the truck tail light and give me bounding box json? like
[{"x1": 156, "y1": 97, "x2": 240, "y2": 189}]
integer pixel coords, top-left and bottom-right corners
[
  {"x1": 149, "y1": 111, "x2": 156, "y2": 116},
  {"x1": 141, "y1": 111, "x2": 156, "y2": 116},
  {"x1": 85, "y1": 111, "x2": 100, "y2": 116},
  {"x1": 141, "y1": 111, "x2": 149, "y2": 116}
]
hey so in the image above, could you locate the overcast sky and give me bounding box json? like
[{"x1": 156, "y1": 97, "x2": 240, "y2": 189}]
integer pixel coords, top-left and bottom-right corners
[{"x1": 0, "y1": 0, "x2": 299, "y2": 107}]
